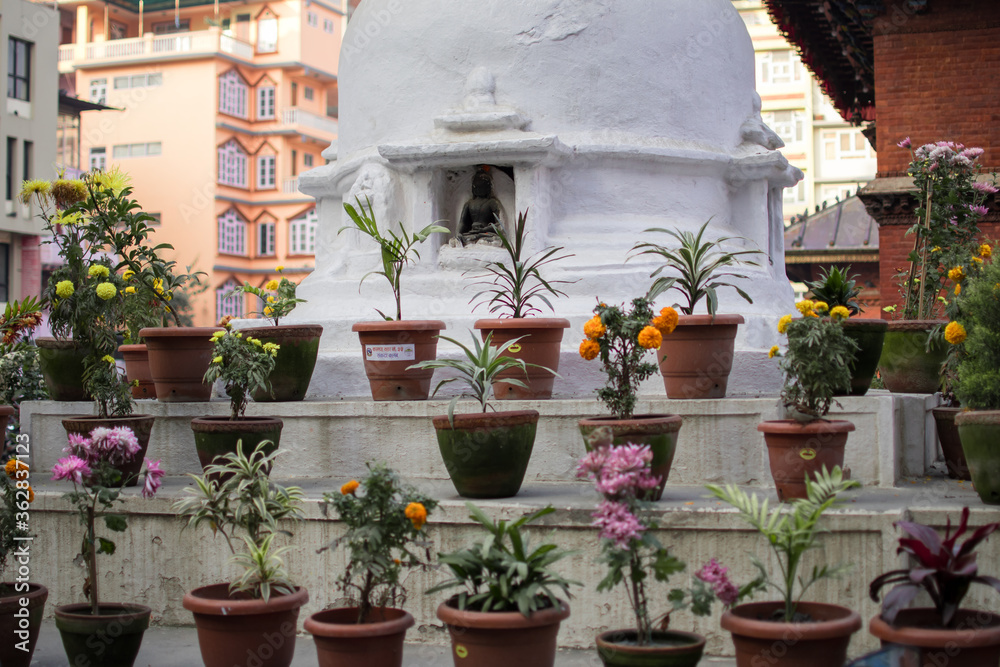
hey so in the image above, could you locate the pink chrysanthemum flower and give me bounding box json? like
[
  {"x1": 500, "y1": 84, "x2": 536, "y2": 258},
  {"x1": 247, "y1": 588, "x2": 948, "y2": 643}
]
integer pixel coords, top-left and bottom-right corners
[
  {"x1": 88, "y1": 426, "x2": 141, "y2": 465},
  {"x1": 142, "y1": 459, "x2": 165, "y2": 499},
  {"x1": 592, "y1": 500, "x2": 645, "y2": 549},
  {"x1": 52, "y1": 456, "x2": 92, "y2": 485}
]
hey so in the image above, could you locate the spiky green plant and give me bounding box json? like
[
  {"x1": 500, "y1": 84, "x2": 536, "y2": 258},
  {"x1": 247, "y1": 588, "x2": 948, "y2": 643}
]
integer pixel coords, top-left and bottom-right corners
[{"x1": 808, "y1": 266, "x2": 863, "y2": 316}]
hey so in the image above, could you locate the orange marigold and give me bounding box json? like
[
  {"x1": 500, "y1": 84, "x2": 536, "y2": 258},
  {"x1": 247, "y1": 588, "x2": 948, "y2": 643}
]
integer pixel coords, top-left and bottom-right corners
[
  {"x1": 4, "y1": 459, "x2": 28, "y2": 478},
  {"x1": 405, "y1": 502, "x2": 427, "y2": 530},
  {"x1": 637, "y1": 325, "x2": 663, "y2": 350},
  {"x1": 652, "y1": 307, "x2": 679, "y2": 336},
  {"x1": 583, "y1": 316, "x2": 606, "y2": 340},
  {"x1": 340, "y1": 480, "x2": 359, "y2": 495},
  {"x1": 579, "y1": 339, "x2": 600, "y2": 361}
]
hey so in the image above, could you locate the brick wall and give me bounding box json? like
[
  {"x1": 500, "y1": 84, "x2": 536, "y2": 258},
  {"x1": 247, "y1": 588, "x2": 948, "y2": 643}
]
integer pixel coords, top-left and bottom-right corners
[{"x1": 18, "y1": 235, "x2": 41, "y2": 300}]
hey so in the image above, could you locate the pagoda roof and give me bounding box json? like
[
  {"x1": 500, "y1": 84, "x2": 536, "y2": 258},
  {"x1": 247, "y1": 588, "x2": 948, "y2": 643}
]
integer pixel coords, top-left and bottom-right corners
[{"x1": 784, "y1": 196, "x2": 879, "y2": 264}]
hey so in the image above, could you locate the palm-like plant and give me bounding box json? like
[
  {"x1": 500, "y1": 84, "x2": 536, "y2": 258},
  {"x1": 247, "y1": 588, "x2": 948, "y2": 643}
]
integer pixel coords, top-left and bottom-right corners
[{"x1": 630, "y1": 219, "x2": 762, "y2": 316}]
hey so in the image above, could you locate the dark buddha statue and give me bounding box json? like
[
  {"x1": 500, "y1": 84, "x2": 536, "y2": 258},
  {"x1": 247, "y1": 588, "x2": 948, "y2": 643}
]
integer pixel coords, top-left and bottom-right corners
[{"x1": 458, "y1": 167, "x2": 503, "y2": 245}]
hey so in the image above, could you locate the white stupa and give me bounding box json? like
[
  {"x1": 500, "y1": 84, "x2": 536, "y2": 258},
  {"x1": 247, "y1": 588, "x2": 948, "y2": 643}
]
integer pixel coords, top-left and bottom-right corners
[{"x1": 297, "y1": 0, "x2": 801, "y2": 398}]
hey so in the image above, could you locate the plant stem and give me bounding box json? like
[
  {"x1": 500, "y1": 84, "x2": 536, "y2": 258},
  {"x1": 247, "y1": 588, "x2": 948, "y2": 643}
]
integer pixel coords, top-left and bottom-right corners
[
  {"x1": 87, "y1": 502, "x2": 99, "y2": 616},
  {"x1": 917, "y1": 188, "x2": 934, "y2": 319}
]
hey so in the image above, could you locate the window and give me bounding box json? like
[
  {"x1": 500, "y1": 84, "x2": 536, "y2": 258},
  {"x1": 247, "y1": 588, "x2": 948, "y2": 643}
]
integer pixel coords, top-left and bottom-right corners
[
  {"x1": 112, "y1": 142, "x2": 162, "y2": 158},
  {"x1": 258, "y1": 221, "x2": 275, "y2": 256},
  {"x1": 218, "y1": 210, "x2": 248, "y2": 255},
  {"x1": 89, "y1": 147, "x2": 107, "y2": 170},
  {"x1": 758, "y1": 50, "x2": 803, "y2": 86},
  {"x1": 303, "y1": 86, "x2": 314, "y2": 101},
  {"x1": 218, "y1": 70, "x2": 248, "y2": 118},
  {"x1": 114, "y1": 73, "x2": 163, "y2": 89},
  {"x1": 0, "y1": 244, "x2": 8, "y2": 302},
  {"x1": 216, "y1": 278, "x2": 244, "y2": 320},
  {"x1": 152, "y1": 19, "x2": 190, "y2": 34},
  {"x1": 303, "y1": 153, "x2": 314, "y2": 167},
  {"x1": 7, "y1": 38, "x2": 31, "y2": 101},
  {"x1": 323, "y1": 18, "x2": 334, "y2": 33},
  {"x1": 110, "y1": 21, "x2": 127, "y2": 40},
  {"x1": 291, "y1": 149, "x2": 297, "y2": 177},
  {"x1": 22, "y1": 141, "x2": 32, "y2": 185},
  {"x1": 5, "y1": 138, "x2": 15, "y2": 204},
  {"x1": 89, "y1": 78, "x2": 107, "y2": 104},
  {"x1": 307, "y1": 11, "x2": 318, "y2": 27},
  {"x1": 218, "y1": 140, "x2": 248, "y2": 187},
  {"x1": 257, "y1": 155, "x2": 276, "y2": 189},
  {"x1": 257, "y1": 16, "x2": 278, "y2": 53},
  {"x1": 257, "y1": 85, "x2": 275, "y2": 120},
  {"x1": 783, "y1": 180, "x2": 807, "y2": 208},
  {"x1": 822, "y1": 130, "x2": 873, "y2": 161},
  {"x1": 289, "y1": 210, "x2": 317, "y2": 255},
  {"x1": 763, "y1": 110, "x2": 805, "y2": 146},
  {"x1": 147, "y1": 212, "x2": 162, "y2": 226}
]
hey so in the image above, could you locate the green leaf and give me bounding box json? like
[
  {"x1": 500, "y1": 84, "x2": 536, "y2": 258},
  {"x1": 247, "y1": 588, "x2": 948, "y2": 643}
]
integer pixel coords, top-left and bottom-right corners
[
  {"x1": 104, "y1": 514, "x2": 128, "y2": 532},
  {"x1": 97, "y1": 537, "x2": 116, "y2": 555}
]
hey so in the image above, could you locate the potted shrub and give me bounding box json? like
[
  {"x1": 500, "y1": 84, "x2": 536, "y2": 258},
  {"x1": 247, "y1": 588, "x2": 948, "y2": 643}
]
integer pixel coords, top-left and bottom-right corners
[
  {"x1": 468, "y1": 209, "x2": 572, "y2": 399},
  {"x1": 765, "y1": 301, "x2": 859, "y2": 500},
  {"x1": 577, "y1": 443, "x2": 762, "y2": 666},
  {"x1": 807, "y1": 265, "x2": 887, "y2": 396},
  {"x1": 410, "y1": 332, "x2": 543, "y2": 498},
  {"x1": 0, "y1": 297, "x2": 48, "y2": 458},
  {"x1": 0, "y1": 458, "x2": 46, "y2": 667},
  {"x1": 228, "y1": 266, "x2": 323, "y2": 402},
  {"x1": 51, "y1": 426, "x2": 164, "y2": 667},
  {"x1": 869, "y1": 507, "x2": 1000, "y2": 664},
  {"x1": 878, "y1": 139, "x2": 992, "y2": 393},
  {"x1": 190, "y1": 322, "x2": 282, "y2": 473},
  {"x1": 630, "y1": 219, "x2": 763, "y2": 399},
  {"x1": 341, "y1": 196, "x2": 449, "y2": 400},
  {"x1": 304, "y1": 463, "x2": 438, "y2": 667},
  {"x1": 577, "y1": 288, "x2": 682, "y2": 500},
  {"x1": 427, "y1": 503, "x2": 579, "y2": 667},
  {"x1": 708, "y1": 467, "x2": 862, "y2": 667},
  {"x1": 175, "y1": 441, "x2": 308, "y2": 667}
]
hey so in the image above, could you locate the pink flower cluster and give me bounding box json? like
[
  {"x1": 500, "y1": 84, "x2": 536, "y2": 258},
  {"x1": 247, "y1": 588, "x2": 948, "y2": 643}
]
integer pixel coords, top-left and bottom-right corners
[
  {"x1": 909, "y1": 140, "x2": 985, "y2": 171},
  {"x1": 695, "y1": 558, "x2": 740, "y2": 606},
  {"x1": 52, "y1": 455, "x2": 92, "y2": 485},
  {"x1": 576, "y1": 444, "x2": 661, "y2": 499},
  {"x1": 65, "y1": 426, "x2": 141, "y2": 466},
  {"x1": 972, "y1": 181, "x2": 999, "y2": 195},
  {"x1": 592, "y1": 500, "x2": 646, "y2": 549}
]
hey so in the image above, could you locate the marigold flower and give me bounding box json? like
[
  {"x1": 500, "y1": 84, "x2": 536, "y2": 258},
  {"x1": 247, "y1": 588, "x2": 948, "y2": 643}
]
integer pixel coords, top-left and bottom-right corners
[
  {"x1": 18, "y1": 179, "x2": 52, "y2": 204},
  {"x1": 55, "y1": 280, "x2": 75, "y2": 298},
  {"x1": 405, "y1": 502, "x2": 428, "y2": 530},
  {"x1": 263, "y1": 306, "x2": 273, "y2": 316},
  {"x1": 584, "y1": 316, "x2": 606, "y2": 340},
  {"x1": 795, "y1": 300, "x2": 815, "y2": 315},
  {"x1": 4, "y1": 459, "x2": 28, "y2": 478},
  {"x1": 955, "y1": 284, "x2": 962, "y2": 296},
  {"x1": 275, "y1": 265, "x2": 285, "y2": 272},
  {"x1": 266, "y1": 295, "x2": 275, "y2": 304},
  {"x1": 102, "y1": 354, "x2": 116, "y2": 364},
  {"x1": 263, "y1": 342, "x2": 279, "y2": 357},
  {"x1": 88, "y1": 264, "x2": 110, "y2": 278},
  {"x1": 652, "y1": 307, "x2": 679, "y2": 336},
  {"x1": 212, "y1": 355, "x2": 223, "y2": 364},
  {"x1": 51, "y1": 178, "x2": 88, "y2": 208},
  {"x1": 218, "y1": 315, "x2": 234, "y2": 327},
  {"x1": 211, "y1": 330, "x2": 226, "y2": 341},
  {"x1": 637, "y1": 325, "x2": 662, "y2": 350},
  {"x1": 981, "y1": 244, "x2": 993, "y2": 259},
  {"x1": 777, "y1": 314, "x2": 793, "y2": 334},
  {"x1": 123, "y1": 269, "x2": 135, "y2": 281},
  {"x1": 813, "y1": 301, "x2": 829, "y2": 313},
  {"x1": 341, "y1": 480, "x2": 359, "y2": 495},
  {"x1": 96, "y1": 282, "x2": 117, "y2": 300},
  {"x1": 945, "y1": 321, "x2": 967, "y2": 345},
  {"x1": 579, "y1": 339, "x2": 600, "y2": 361},
  {"x1": 972, "y1": 256, "x2": 984, "y2": 265},
  {"x1": 768, "y1": 345, "x2": 779, "y2": 359},
  {"x1": 265, "y1": 279, "x2": 279, "y2": 291},
  {"x1": 948, "y1": 267, "x2": 965, "y2": 282},
  {"x1": 830, "y1": 306, "x2": 850, "y2": 320},
  {"x1": 125, "y1": 286, "x2": 136, "y2": 295}
]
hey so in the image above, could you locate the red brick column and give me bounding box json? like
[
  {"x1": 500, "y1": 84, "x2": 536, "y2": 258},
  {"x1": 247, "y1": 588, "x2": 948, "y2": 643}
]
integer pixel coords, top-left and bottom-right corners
[{"x1": 18, "y1": 234, "x2": 41, "y2": 299}]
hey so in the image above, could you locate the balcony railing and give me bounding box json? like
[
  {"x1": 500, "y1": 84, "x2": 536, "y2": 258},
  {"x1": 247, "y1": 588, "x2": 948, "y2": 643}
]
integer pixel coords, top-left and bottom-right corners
[
  {"x1": 282, "y1": 178, "x2": 301, "y2": 195},
  {"x1": 281, "y1": 108, "x2": 338, "y2": 136},
  {"x1": 58, "y1": 28, "x2": 252, "y2": 69}
]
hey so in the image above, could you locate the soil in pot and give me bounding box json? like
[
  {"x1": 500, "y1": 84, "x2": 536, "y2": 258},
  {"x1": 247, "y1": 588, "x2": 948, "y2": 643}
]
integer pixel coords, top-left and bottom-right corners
[
  {"x1": 932, "y1": 407, "x2": 971, "y2": 480},
  {"x1": 657, "y1": 314, "x2": 743, "y2": 399},
  {"x1": 433, "y1": 410, "x2": 538, "y2": 498},
  {"x1": 352, "y1": 320, "x2": 446, "y2": 401},
  {"x1": 840, "y1": 319, "x2": 888, "y2": 396},
  {"x1": 182, "y1": 583, "x2": 308, "y2": 667},
  {"x1": 436, "y1": 597, "x2": 570, "y2": 667},
  {"x1": 578, "y1": 415, "x2": 683, "y2": 501},
  {"x1": 304, "y1": 607, "x2": 414, "y2": 667},
  {"x1": 190, "y1": 416, "x2": 282, "y2": 476},
  {"x1": 759, "y1": 419, "x2": 855, "y2": 501},
  {"x1": 955, "y1": 410, "x2": 1000, "y2": 505},
  {"x1": 0, "y1": 583, "x2": 47, "y2": 667},
  {"x1": 242, "y1": 325, "x2": 323, "y2": 402},
  {"x1": 474, "y1": 318, "x2": 570, "y2": 400},
  {"x1": 869, "y1": 608, "x2": 1000, "y2": 667},
  {"x1": 120, "y1": 343, "x2": 156, "y2": 399},
  {"x1": 878, "y1": 320, "x2": 947, "y2": 394},
  {"x1": 596, "y1": 629, "x2": 705, "y2": 667},
  {"x1": 55, "y1": 602, "x2": 151, "y2": 667},
  {"x1": 62, "y1": 415, "x2": 155, "y2": 487},
  {"x1": 36, "y1": 338, "x2": 90, "y2": 401},
  {"x1": 721, "y1": 600, "x2": 861, "y2": 667},
  {"x1": 140, "y1": 326, "x2": 223, "y2": 402}
]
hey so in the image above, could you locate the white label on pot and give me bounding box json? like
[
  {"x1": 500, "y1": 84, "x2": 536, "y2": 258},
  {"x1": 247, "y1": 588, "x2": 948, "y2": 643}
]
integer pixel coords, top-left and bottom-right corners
[{"x1": 365, "y1": 344, "x2": 415, "y2": 361}]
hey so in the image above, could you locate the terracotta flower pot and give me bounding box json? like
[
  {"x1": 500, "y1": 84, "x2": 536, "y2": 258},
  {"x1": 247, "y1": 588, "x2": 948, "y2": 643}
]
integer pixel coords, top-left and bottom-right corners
[
  {"x1": 241, "y1": 324, "x2": 324, "y2": 402},
  {"x1": 189, "y1": 416, "x2": 283, "y2": 475},
  {"x1": 139, "y1": 326, "x2": 223, "y2": 402},
  {"x1": 932, "y1": 407, "x2": 971, "y2": 480},
  {"x1": 433, "y1": 410, "x2": 539, "y2": 498},
  {"x1": 473, "y1": 318, "x2": 570, "y2": 400},
  {"x1": 577, "y1": 414, "x2": 683, "y2": 501},
  {"x1": 955, "y1": 410, "x2": 1000, "y2": 505},
  {"x1": 869, "y1": 608, "x2": 1000, "y2": 667},
  {"x1": 182, "y1": 583, "x2": 308, "y2": 667},
  {"x1": 436, "y1": 598, "x2": 570, "y2": 667},
  {"x1": 35, "y1": 337, "x2": 90, "y2": 401},
  {"x1": 840, "y1": 318, "x2": 888, "y2": 396},
  {"x1": 595, "y1": 628, "x2": 705, "y2": 667},
  {"x1": 352, "y1": 320, "x2": 446, "y2": 401},
  {"x1": 759, "y1": 419, "x2": 855, "y2": 501},
  {"x1": 119, "y1": 343, "x2": 156, "y2": 399},
  {"x1": 721, "y1": 601, "x2": 861, "y2": 667},
  {"x1": 0, "y1": 582, "x2": 47, "y2": 667},
  {"x1": 878, "y1": 320, "x2": 947, "y2": 394},
  {"x1": 54, "y1": 602, "x2": 151, "y2": 667},
  {"x1": 61, "y1": 415, "x2": 155, "y2": 488},
  {"x1": 304, "y1": 607, "x2": 414, "y2": 667},
  {"x1": 657, "y1": 314, "x2": 744, "y2": 399}
]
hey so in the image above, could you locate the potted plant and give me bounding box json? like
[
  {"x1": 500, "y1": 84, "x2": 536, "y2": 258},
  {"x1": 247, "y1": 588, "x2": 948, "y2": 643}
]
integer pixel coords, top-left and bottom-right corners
[
  {"x1": 468, "y1": 209, "x2": 572, "y2": 399},
  {"x1": 708, "y1": 467, "x2": 862, "y2": 667},
  {"x1": 765, "y1": 301, "x2": 859, "y2": 500},
  {"x1": 0, "y1": 458, "x2": 46, "y2": 667},
  {"x1": 427, "y1": 503, "x2": 579, "y2": 667},
  {"x1": 175, "y1": 440, "x2": 308, "y2": 667},
  {"x1": 228, "y1": 265, "x2": 322, "y2": 402},
  {"x1": 410, "y1": 332, "x2": 543, "y2": 498},
  {"x1": 869, "y1": 507, "x2": 1000, "y2": 664},
  {"x1": 304, "y1": 463, "x2": 438, "y2": 667},
  {"x1": 341, "y1": 196, "x2": 449, "y2": 400},
  {"x1": 630, "y1": 219, "x2": 763, "y2": 399},
  {"x1": 577, "y1": 288, "x2": 682, "y2": 500},
  {"x1": 807, "y1": 265, "x2": 887, "y2": 396},
  {"x1": 577, "y1": 443, "x2": 762, "y2": 666},
  {"x1": 879, "y1": 139, "x2": 993, "y2": 393},
  {"x1": 0, "y1": 297, "x2": 48, "y2": 458},
  {"x1": 190, "y1": 322, "x2": 282, "y2": 473},
  {"x1": 51, "y1": 425, "x2": 164, "y2": 667}
]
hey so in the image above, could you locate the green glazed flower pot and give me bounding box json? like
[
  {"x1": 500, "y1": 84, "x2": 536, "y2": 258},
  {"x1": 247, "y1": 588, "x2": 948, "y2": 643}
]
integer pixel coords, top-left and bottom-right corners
[
  {"x1": 242, "y1": 325, "x2": 323, "y2": 402},
  {"x1": 956, "y1": 410, "x2": 1000, "y2": 505},
  {"x1": 432, "y1": 410, "x2": 538, "y2": 498},
  {"x1": 596, "y1": 629, "x2": 706, "y2": 667},
  {"x1": 35, "y1": 337, "x2": 90, "y2": 401},
  {"x1": 55, "y1": 603, "x2": 151, "y2": 667},
  {"x1": 189, "y1": 416, "x2": 282, "y2": 475},
  {"x1": 877, "y1": 320, "x2": 947, "y2": 394},
  {"x1": 578, "y1": 415, "x2": 683, "y2": 501},
  {"x1": 840, "y1": 318, "x2": 888, "y2": 396}
]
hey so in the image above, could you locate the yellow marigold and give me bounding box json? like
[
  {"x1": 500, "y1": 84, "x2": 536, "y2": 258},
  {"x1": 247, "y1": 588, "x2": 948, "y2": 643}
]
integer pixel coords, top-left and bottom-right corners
[
  {"x1": 51, "y1": 178, "x2": 88, "y2": 208},
  {"x1": 275, "y1": 265, "x2": 285, "y2": 272},
  {"x1": 102, "y1": 354, "x2": 115, "y2": 364},
  {"x1": 948, "y1": 267, "x2": 965, "y2": 282},
  {"x1": 579, "y1": 339, "x2": 600, "y2": 361},
  {"x1": 955, "y1": 284, "x2": 962, "y2": 296},
  {"x1": 125, "y1": 286, "x2": 136, "y2": 295},
  {"x1": 830, "y1": 306, "x2": 851, "y2": 320},
  {"x1": 88, "y1": 264, "x2": 110, "y2": 278},
  {"x1": 931, "y1": 246, "x2": 941, "y2": 253},
  {"x1": 804, "y1": 311, "x2": 818, "y2": 318},
  {"x1": 212, "y1": 355, "x2": 223, "y2": 364},
  {"x1": 405, "y1": 502, "x2": 428, "y2": 530},
  {"x1": 777, "y1": 314, "x2": 793, "y2": 334},
  {"x1": 95, "y1": 282, "x2": 117, "y2": 300},
  {"x1": 768, "y1": 345, "x2": 780, "y2": 359},
  {"x1": 973, "y1": 256, "x2": 984, "y2": 265},
  {"x1": 55, "y1": 280, "x2": 75, "y2": 298},
  {"x1": 341, "y1": 480, "x2": 359, "y2": 495},
  {"x1": 637, "y1": 325, "x2": 663, "y2": 350},
  {"x1": 265, "y1": 279, "x2": 279, "y2": 291},
  {"x1": 813, "y1": 301, "x2": 829, "y2": 313},
  {"x1": 266, "y1": 295, "x2": 276, "y2": 303},
  {"x1": 263, "y1": 306, "x2": 273, "y2": 316},
  {"x1": 944, "y1": 321, "x2": 967, "y2": 345},
  {"x1": 263, "y1": 342, "x2": 279, "y2": 356},
  {"x1": 4, "y1": 459, "x2": 28, "y2": 478},
  {"x1": 795, "y1": 300, "x2": 815, "y2": 315},
  {"x1": 123, "y1": 269, "x2": 135, "y2": 281},
  {"x1": 211, "y1": 330, "x2": 226, "y2": 340},
  {"x1": 250, "y1": 338, "x2": 263, "y2": 347},
  {"x1": 583, "y1": 316, "x2": 606, "y2": 340},
  {"x1": 153, "y1": 278, "x2": 164, "y2": 294},
  {"x1": 652, "y1": 307, "x2": 679, "y2": 336},
  {"x1": 19, "y1": 179, "x2": 51, "y2": 204},
  {"x1": 981, "y1": 244, "x2": 993, "y2": 259}
]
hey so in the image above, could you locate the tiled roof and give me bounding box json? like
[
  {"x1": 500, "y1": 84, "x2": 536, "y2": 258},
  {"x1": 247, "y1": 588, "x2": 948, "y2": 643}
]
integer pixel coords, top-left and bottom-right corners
[{"x1": 784, "y1": 196, "x2": 878, "y2": 263}]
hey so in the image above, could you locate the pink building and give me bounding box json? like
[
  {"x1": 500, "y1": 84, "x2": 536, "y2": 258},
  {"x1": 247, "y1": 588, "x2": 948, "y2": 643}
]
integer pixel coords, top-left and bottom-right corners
[{"x1": 56, "y1": 0, "x2": 345, "y2": 325}]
